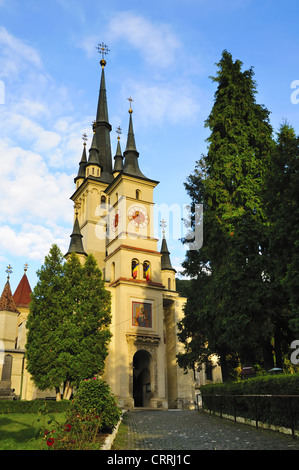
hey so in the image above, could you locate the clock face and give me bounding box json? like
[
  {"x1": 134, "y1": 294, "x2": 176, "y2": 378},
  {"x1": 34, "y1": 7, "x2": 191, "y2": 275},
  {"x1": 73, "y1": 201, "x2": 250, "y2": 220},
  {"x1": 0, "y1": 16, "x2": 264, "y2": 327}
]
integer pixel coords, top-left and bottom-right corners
[{"x1": 128, "y1": 205, "x2": 149, "y2": 228}]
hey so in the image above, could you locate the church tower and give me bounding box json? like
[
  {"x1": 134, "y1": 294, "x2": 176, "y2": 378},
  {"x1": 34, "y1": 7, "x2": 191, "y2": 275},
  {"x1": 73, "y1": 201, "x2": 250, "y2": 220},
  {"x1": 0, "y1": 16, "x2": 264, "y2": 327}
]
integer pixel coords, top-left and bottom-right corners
[{"x1": 67, "y1": 45, "x2": 196, "y2": 409}]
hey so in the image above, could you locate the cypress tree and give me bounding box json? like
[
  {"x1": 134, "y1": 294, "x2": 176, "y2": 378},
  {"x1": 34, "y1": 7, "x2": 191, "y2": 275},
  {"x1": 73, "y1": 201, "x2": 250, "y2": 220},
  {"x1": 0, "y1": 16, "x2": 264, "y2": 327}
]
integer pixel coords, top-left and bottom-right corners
[
  {"x1": 25, "y1": 246, "x2": 111, "y2": 399},
  {"x1": 181, "y1": 51, "x2": 275, "y2": 379}
]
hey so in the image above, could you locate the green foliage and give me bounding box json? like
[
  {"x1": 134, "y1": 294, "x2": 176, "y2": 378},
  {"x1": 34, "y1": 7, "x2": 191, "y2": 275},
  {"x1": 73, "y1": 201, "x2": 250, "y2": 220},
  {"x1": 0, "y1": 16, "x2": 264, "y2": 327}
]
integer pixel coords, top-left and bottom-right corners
[
  {"x1": 200, "y1": 374, "x2": 299, "y2": 430},
  {"x1": 179, "y1": 51, "x2": 299, "y2": 378},
  {"x1": 69, "y1": 377, "x2": 122, "y2": 432},
  {"x1": 25, "y1": 245, "x2": 112, "y2": 396},
  {"x1": 40, "y1": 378, "x2": 122, "y2": 450},
  {"x1": 0, "y1": 399, "x2": 70, "y2": 414}
]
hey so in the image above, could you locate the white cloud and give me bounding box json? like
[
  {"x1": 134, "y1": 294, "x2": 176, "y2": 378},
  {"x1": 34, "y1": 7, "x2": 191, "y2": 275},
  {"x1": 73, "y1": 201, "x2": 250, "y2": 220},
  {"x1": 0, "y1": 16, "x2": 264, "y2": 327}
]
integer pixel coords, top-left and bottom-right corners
[
  {"x1": 0, "y1": 223, "x2": 69, "y2": 261},
  {"x1": 0, "y1": 28, "x2": 80, "y2": 263},
  {"x1": 0, "y1": 26, "x2": 42, "y2": 79},
  {"x1": 106, "y1": 12, "x2": 181, "y2": 68},
  {"x1": 122, "y1": 79, "x2": 200, "y2": 126},
  {"x1": 0, "y1": 141, "x2": 73, "y2": 224}
]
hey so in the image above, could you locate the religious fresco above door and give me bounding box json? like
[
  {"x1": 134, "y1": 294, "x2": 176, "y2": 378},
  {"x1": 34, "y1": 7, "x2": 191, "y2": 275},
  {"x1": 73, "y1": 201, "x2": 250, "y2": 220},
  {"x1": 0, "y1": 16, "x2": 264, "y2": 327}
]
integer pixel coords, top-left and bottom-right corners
[{"x1": 132, "y1": 301, "x2": 152, "y2": 328}]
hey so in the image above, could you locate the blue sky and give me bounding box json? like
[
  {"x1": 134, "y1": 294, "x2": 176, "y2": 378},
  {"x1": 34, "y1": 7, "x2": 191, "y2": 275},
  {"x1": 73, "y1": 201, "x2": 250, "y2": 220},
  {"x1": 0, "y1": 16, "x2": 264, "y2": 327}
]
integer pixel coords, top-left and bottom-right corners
[{"x1": 0, "y1": 0, "x2": 299, "y2": 292}]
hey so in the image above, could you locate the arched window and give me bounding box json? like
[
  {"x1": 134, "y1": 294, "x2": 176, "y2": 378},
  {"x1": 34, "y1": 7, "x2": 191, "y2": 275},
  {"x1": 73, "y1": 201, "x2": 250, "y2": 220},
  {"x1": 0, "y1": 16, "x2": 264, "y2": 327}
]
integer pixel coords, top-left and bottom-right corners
[
  {"x1": 132, "y1": 259, "x2": 139, "y2": 279},
  {"x1": 168, "y1": 278, "x2": 171, "y2": 290},
  {"x1": 136, "y1": 189, "x2": 141, "y2": 200},
  {"x1": 101, "y1": 195, "x2": 106, "y2": 206},
  {"x1": 143, "y1": 261, "x2": 150, "y2": 281},
  {"x1": 111, "y1": 262, "x2": 115, "y2": 282}
]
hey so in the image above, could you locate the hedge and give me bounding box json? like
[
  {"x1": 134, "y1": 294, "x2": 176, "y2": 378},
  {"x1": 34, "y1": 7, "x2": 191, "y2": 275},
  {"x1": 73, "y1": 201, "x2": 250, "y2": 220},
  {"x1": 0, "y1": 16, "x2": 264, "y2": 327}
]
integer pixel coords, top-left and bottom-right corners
[
  {"x1": 0, "y1": 399, "x2": 71, "y2": 414},
  {"x1": 200, "y1": 373, "x2": 299, "y2": 431}
]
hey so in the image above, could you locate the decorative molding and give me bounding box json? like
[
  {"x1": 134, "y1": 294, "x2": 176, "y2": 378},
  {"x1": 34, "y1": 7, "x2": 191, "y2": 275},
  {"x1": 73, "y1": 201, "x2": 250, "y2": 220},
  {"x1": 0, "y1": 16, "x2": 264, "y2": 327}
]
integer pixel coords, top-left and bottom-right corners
[{"x1": 126, "y1": 333, "x2": 160, "y2": 397}]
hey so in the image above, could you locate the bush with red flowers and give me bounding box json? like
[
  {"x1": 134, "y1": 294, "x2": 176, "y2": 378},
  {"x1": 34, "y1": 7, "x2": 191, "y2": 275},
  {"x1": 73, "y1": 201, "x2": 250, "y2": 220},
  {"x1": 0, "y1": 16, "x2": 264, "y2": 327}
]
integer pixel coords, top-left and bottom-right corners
[{"x1": 40, "y1": 377, "x2": 122, "y2": 450}]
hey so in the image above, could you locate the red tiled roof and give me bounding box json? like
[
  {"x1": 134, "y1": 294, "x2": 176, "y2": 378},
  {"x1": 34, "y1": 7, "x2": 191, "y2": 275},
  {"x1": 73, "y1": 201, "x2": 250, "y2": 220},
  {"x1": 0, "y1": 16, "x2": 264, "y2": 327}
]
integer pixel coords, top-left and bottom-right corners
[
  {"x1": 0, "y1": 281, "x2": 19, "y2": 313},
  {"x1": 13, "y1": 274, "x2": 32, "y2": 308}
]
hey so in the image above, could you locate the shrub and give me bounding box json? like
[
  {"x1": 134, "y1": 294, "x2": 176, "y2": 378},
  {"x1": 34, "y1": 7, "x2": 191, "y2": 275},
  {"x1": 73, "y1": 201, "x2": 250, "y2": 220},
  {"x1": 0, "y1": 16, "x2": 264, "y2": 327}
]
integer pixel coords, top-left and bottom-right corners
[
  {"x1": 200, "y1": 373, "x2": 299, "y2": 430},
  {"x1": 41, "y1": 377, "x2": 122, "y2": 450},
  {"x1": 0, "y1": 399, "x2": 70, "y2": 414},
  {"x1": 70, "y1": 377, "x2": 122, "y2": 432}
]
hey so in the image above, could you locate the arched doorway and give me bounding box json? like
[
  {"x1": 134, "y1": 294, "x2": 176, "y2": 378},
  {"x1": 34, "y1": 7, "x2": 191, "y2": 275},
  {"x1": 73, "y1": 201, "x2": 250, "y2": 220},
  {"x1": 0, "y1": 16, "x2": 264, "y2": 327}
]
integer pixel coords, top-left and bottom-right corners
[{"x1": 133, "y1": 350, "x2": 152, "y2": 407}]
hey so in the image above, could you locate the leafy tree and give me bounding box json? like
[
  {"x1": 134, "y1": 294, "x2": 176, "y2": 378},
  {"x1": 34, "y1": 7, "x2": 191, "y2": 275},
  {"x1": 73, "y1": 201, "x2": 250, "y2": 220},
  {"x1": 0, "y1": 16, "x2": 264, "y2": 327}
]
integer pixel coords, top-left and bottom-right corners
[
  {"x1": 25, "y1": 246, "x2": 111, "y2": 399},
  {"x1": 179, "y1": 51, "x2": 275, "y2": 379},
  {"x1": 266, "y1": 123, "x2": 299, "y2": 342}
]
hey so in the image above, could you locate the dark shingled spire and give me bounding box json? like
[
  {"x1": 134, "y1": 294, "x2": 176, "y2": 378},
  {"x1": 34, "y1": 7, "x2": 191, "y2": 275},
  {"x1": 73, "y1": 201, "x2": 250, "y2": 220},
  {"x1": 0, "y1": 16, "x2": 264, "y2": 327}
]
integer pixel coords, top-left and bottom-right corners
[
  {"x1": 113, "y1": 137, "x2": 123, "y2": 173},
  {"x1": 65, "y1": 216, "x2": 87, "y2": 258},
  {"x1": 75, "y1": 140, "x2": 87, "y2": 183},
  {"x1": 123, "y1": 109, "x2": 148, "y2": 179},
  {"x1": 93, "y1": 60, "x2": 113, "y2": 183},
  {"x1": 87, "y1": 126, "x2": 101, "y2": 166},
  {"x1": 160, "y1": 236, "x2": 176, "y2": 272}
]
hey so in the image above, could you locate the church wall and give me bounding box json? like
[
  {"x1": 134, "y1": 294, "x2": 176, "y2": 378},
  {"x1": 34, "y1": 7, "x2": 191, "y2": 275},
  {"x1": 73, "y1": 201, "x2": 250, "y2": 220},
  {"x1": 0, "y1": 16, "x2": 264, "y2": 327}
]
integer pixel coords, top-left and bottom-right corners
[
  {"x1": 104, "y1": 282, "x2": 167, "y2": 408},
  {"x1": 0, "y1": 310, "x2": 19, "y2": 349}
]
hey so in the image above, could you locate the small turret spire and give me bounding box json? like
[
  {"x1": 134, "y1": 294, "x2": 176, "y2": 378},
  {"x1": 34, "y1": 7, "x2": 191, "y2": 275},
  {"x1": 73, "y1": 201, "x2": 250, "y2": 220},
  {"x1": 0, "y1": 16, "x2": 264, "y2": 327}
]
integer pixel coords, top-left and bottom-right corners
[
  {"x1": 75, "y1": 134, "x2": 88, "y2": 183},
  {"x1": 113, "y1": 126, "x2": 123, "y2": 173},
  {"x1": 160, "y1": 220, "x2": 176, "y2": 272},
  {"x1": 0, "y1": 266, "x2": 19, "y2": 313},
  {"x1": 122, "y1": 99, "x2": 148, "y2": 179},
  {"x1": 65, "y1": 202, "x2": 87, "y2": 258}
]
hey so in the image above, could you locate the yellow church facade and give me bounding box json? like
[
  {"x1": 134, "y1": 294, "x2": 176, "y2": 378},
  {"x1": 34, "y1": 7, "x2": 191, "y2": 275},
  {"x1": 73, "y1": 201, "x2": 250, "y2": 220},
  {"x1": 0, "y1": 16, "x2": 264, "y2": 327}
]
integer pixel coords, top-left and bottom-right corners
[
  {"x1": 0, "y1": 51, "x2": 222, "y2": 407},
  {"x1": 66, "y1": 54, "x2": 198, "y2": 409}
]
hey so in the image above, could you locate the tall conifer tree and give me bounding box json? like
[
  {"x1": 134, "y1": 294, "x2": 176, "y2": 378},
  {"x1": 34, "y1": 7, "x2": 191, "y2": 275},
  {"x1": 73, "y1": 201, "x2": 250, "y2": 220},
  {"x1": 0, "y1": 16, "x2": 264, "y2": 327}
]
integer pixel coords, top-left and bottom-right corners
[
  {"x1": 180, "y1": 51, "x2": 274, "y2": 379},
  {"x1": 26, "y1": 246, "x2": 111, "y2": 399}
]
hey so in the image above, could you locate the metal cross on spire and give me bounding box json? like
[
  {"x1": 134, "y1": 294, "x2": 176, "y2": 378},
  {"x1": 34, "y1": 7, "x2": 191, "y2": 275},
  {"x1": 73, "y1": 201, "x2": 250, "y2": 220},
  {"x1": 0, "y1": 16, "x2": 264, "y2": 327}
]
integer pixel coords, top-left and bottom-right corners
[
  {"x1": 160, "y1": 219, "x2": 167, "y2": 237},
  {"x1": 5, "y1": 265, "x2": 12, "y2": 281},
  {"x1": 82, "y1": 133, "x2": 88, "y2": 146},
  {"x1": 96, "y1": 42, "x2": 110, "y2": 67},
  {"x1": 127, "y1": 96, "x2": 134, "y2": 114},
  {"x1": 116, "y1": 126, "x2": 122, "y2": 141}
]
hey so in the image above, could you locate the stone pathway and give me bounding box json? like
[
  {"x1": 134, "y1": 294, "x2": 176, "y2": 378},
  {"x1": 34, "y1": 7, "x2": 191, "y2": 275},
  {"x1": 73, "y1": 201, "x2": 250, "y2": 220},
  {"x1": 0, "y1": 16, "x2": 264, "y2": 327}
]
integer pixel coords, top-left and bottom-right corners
[{"x1": 112, "y1": 409, "x2": 299, "y2": 451}]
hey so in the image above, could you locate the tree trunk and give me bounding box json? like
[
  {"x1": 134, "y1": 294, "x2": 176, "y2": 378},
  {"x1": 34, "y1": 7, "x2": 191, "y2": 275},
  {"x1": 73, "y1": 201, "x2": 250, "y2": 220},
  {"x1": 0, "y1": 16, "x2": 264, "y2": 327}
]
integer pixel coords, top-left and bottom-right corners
[
  {"x1": 66, "y1": 385, "x2": 73, "y2": 400},
  {"x1": 55, "y1": 387, "x2": 61, "y2": 401},
  {"x1": 274, "y1": 329, "x2": 283, "y2": 369},
  {"x1": 220, "y1": 354, "x2": 230, "y2": 382},
  {"x1": 261, "y1": 340, "x2": 274, "y2": 371},
  {"x1": 63, "y1": 380, "x2": 73, "y2": 400}
]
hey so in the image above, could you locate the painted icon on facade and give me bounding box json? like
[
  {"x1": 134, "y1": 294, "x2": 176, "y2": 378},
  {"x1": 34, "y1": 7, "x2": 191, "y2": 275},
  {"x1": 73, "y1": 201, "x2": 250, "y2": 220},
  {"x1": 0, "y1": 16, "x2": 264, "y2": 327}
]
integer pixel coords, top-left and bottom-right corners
[{"x1": 132, "y1": 301, "x2": 152, "y2": 328}]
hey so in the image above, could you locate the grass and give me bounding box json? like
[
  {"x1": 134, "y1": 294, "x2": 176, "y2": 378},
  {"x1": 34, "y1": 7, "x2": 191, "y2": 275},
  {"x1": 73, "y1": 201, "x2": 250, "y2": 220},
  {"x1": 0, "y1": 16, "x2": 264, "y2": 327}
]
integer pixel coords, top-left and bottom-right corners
[
  {"x1": 0, "y1": 413, "x2": 66, "y2": 450},
  {"x1": 111, "y1": 414, "x2": 130, "y2": 450}
]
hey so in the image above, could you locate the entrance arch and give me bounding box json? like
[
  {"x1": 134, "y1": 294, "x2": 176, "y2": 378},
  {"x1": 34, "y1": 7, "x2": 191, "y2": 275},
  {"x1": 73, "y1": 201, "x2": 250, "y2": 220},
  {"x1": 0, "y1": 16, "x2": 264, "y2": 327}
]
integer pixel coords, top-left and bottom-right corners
[{"x1": 133, "y1": 350, "x2": 152, "y2": 407}]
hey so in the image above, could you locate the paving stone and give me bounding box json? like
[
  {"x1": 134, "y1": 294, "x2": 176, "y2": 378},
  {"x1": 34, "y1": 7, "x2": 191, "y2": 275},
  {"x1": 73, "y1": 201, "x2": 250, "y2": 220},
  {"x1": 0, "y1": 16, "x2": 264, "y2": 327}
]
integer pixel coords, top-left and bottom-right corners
[{"x1": 114, "y1": 409, "x2": 299, "y2": 450}]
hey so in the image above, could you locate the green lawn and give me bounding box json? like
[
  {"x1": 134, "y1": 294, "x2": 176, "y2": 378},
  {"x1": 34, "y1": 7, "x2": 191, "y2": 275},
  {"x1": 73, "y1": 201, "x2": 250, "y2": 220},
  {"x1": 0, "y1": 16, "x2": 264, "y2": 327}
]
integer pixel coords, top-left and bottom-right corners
[{"x1": 0, "y1": 413, "x2": 66, "y2": 450}]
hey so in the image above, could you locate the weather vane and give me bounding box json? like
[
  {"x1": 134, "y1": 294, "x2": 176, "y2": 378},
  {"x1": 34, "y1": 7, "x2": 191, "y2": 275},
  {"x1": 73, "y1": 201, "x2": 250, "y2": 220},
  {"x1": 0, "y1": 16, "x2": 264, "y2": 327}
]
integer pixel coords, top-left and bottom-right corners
[
  {"x1": 6, "y1": 265, "x2": 12, "y2": 280},
  {"x1": 160, "y1": 219, "x2": 167, "y2": 237},
  {"x1": 24, "y1": 263, "x2": 29, "y2": 273},
  {"x1": 96, "y1": 42, "x2": 110, "y2": 67},
  {"x1": 127, "y1": 97, "x2": 134, "y2": 114},
  {"x1": 116, "y1": 126, "x2": 122, "y2": 141}
]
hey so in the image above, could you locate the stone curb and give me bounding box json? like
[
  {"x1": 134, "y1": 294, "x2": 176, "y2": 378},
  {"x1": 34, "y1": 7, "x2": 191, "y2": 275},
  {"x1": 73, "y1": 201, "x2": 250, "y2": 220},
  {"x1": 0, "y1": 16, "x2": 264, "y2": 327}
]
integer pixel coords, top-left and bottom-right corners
[{"x1": 101, "y1": 412, "x2": 125, "y2": 450}]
